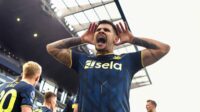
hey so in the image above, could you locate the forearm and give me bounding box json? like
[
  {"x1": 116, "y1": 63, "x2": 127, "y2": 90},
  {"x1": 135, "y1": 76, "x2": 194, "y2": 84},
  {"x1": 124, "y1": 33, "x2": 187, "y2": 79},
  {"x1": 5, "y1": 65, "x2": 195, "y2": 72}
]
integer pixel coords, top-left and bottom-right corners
[
  {"x1": 46, "y1": 37, "x2": 83, "y2": 66},
  {"x1": 47, "y1": 37, "x2": 82, "y2": 49},
  {"x1": 131, "y1": 37, "x2": 169, "y2": 51},
  {"x1": 131, "y1": 37, "x2": 170, "y2": 66}
]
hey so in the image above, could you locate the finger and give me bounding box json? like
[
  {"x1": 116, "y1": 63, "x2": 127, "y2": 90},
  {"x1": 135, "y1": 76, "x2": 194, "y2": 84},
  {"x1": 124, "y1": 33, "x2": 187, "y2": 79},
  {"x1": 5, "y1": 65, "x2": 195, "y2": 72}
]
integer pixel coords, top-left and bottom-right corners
[
  {"x1": 88, "y1": 23, "x2": 92, "y2": 32},
  {"x1": 114, "y1": 39, "x2": 119, "y2": 45},
  {"x1": 91, "y1": 23, "x2": 97, "y2": 33},
  {"x1": 90, "y1": 23, "x2": 95, "y2": 32},
  {"x1": 119, "y1": 22, "x2": 125, "y2": 32},
  {"x1": 114, "y1": 41, "x2": 118, "y2": 45},
  {"x1": 124, "y1": 22, "x2": 129, "y2": 31},
  {"x1": 116, "y1": 24, "x2": 122, "y2": 34},
  {"x1": 114, "y1": 40, "x2": 122, "y2": 46}
]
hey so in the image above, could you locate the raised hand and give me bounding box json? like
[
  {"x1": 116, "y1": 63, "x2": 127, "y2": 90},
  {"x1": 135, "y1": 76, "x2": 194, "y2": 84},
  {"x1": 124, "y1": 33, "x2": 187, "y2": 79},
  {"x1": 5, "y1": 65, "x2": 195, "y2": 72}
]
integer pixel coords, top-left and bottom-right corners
[
  {"x1": 115, "y1": 22, "x2": 134, "y2": 45},
  {"x1": 81, "y1": 22, "x2": 97, "y2": 45}
]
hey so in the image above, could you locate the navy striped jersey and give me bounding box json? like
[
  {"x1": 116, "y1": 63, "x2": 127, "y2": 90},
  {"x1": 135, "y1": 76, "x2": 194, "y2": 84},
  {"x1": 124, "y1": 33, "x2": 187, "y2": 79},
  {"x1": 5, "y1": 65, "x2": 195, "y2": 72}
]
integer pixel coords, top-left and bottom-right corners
[
  {"x1": 0, "y1": 81, "x2": 35, "y2": 112},
  {"x1": 70, "y1": 50, "x2": 143, "y2": 112}
]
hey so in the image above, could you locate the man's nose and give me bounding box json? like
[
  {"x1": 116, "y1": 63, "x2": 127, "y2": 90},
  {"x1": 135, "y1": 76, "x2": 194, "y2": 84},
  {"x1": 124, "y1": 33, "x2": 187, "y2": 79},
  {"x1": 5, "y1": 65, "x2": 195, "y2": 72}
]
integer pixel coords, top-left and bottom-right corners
[
  {"x1": 99, "y1": 28, "x2": 105, "y2": 32},
  {"x1": 98, "y1": 30, "x2": 105, "y2": 34}
]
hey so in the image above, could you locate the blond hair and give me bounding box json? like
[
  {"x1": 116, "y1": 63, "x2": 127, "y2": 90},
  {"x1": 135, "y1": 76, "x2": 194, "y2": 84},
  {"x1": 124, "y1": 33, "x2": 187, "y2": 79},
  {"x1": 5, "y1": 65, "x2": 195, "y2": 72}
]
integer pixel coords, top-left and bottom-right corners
[{"x1": 22, "y1": 61, "x2": 42, "y2": 78}]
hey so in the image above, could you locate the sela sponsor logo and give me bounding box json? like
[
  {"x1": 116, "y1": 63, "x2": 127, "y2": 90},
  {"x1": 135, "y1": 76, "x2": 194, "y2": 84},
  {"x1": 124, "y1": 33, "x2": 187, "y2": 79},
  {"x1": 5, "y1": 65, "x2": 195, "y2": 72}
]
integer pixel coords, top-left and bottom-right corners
[{"x1": 84, "y1": 60, "x2": 122, "y2": 71}]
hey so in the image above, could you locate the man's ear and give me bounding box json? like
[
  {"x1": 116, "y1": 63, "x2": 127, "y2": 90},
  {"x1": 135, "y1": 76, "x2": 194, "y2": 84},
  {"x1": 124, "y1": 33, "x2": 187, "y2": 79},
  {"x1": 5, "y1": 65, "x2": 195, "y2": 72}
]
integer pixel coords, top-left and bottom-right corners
[{"x1": 35, "y1": 76, "x2": 39, "y2": 82}]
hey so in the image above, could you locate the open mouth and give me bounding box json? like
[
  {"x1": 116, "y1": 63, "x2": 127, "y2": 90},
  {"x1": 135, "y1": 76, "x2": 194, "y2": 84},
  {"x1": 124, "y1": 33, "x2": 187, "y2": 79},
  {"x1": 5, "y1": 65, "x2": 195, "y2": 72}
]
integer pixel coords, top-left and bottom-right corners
[{"x1": 96, "y1": 35, "x2": 107, "y2": 44}]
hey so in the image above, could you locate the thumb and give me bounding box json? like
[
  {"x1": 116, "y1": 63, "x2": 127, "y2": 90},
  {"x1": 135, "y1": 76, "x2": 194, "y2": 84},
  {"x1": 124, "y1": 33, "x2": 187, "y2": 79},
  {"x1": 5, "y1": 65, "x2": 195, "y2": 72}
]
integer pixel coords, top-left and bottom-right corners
[{"x1": 114, "y1": 41, "x2": 123, "y2": 46}]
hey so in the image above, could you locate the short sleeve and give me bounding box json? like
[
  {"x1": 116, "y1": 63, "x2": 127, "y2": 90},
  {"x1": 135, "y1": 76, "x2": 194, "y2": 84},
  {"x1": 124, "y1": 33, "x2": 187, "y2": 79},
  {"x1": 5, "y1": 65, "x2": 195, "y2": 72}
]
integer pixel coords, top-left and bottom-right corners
[
  {"x1": 20, "y1": 86, "x2": 35, "y2": 107},
  {"x1": 125, "y1": 51, "x2": 143, "y2": 75},
  {"x1": 71, "y1": 50, "x2": 87, "y2": 72}
]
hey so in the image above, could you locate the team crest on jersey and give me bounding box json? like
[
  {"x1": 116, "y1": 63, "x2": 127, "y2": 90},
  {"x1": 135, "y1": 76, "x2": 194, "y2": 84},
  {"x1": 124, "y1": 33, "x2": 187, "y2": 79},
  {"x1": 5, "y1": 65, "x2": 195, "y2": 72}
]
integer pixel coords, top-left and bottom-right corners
[
  {"x1": 113, "y1": 55, "x2": 121, "y2": 60},
  {"x1": 30, "y1": 91, "x2": 35, "y2": 103}
]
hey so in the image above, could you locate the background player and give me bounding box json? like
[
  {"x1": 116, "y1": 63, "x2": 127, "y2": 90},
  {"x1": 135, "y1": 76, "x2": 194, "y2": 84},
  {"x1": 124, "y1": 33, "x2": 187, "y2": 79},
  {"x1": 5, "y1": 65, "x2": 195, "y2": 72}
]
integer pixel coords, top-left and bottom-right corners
[{"x1": 0, "y1": 61, "x2": 42, "y2": 112}]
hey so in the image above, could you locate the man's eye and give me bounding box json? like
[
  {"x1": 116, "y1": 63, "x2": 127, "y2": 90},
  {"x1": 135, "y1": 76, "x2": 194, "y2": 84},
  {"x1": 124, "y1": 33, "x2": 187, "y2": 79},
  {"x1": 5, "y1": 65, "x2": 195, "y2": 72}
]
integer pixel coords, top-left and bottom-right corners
[
  {"x1": 96, "y1": 29, "x2": 101, "y2": 32},
  {"x1": 103, "y1": 28, "x2": 110, "y2": 32},
  {"x1": 104, "y1": 29, "x2": 109, "y2": 32}
]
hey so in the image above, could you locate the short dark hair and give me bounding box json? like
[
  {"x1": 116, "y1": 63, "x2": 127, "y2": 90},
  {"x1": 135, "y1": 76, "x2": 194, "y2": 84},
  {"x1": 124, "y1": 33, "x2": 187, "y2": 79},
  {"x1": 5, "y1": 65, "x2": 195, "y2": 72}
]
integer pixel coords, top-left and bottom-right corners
[
  {"x1": 97, "y1": 20, "x2": 118, "y2": 35},
  {"x1": 44, "y1": 92, "x2": 57, "y2": 103},
  {"x1": 147, "y1": 99, "x2": 157, "y2": 107}
]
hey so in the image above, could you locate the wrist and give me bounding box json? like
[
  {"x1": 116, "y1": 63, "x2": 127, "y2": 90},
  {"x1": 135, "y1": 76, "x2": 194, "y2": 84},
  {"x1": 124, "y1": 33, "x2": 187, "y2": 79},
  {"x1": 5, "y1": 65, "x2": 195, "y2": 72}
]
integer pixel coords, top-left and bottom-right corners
[
  {"x1": 130, "y1": 36, "x2": 137, "y2": 44},
  {"x1": 80, "y1": 36, "x2": 88, "y2": 44},
  {"x1": 80, "y1": 36, "x2": 84, "y2": 44}
]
